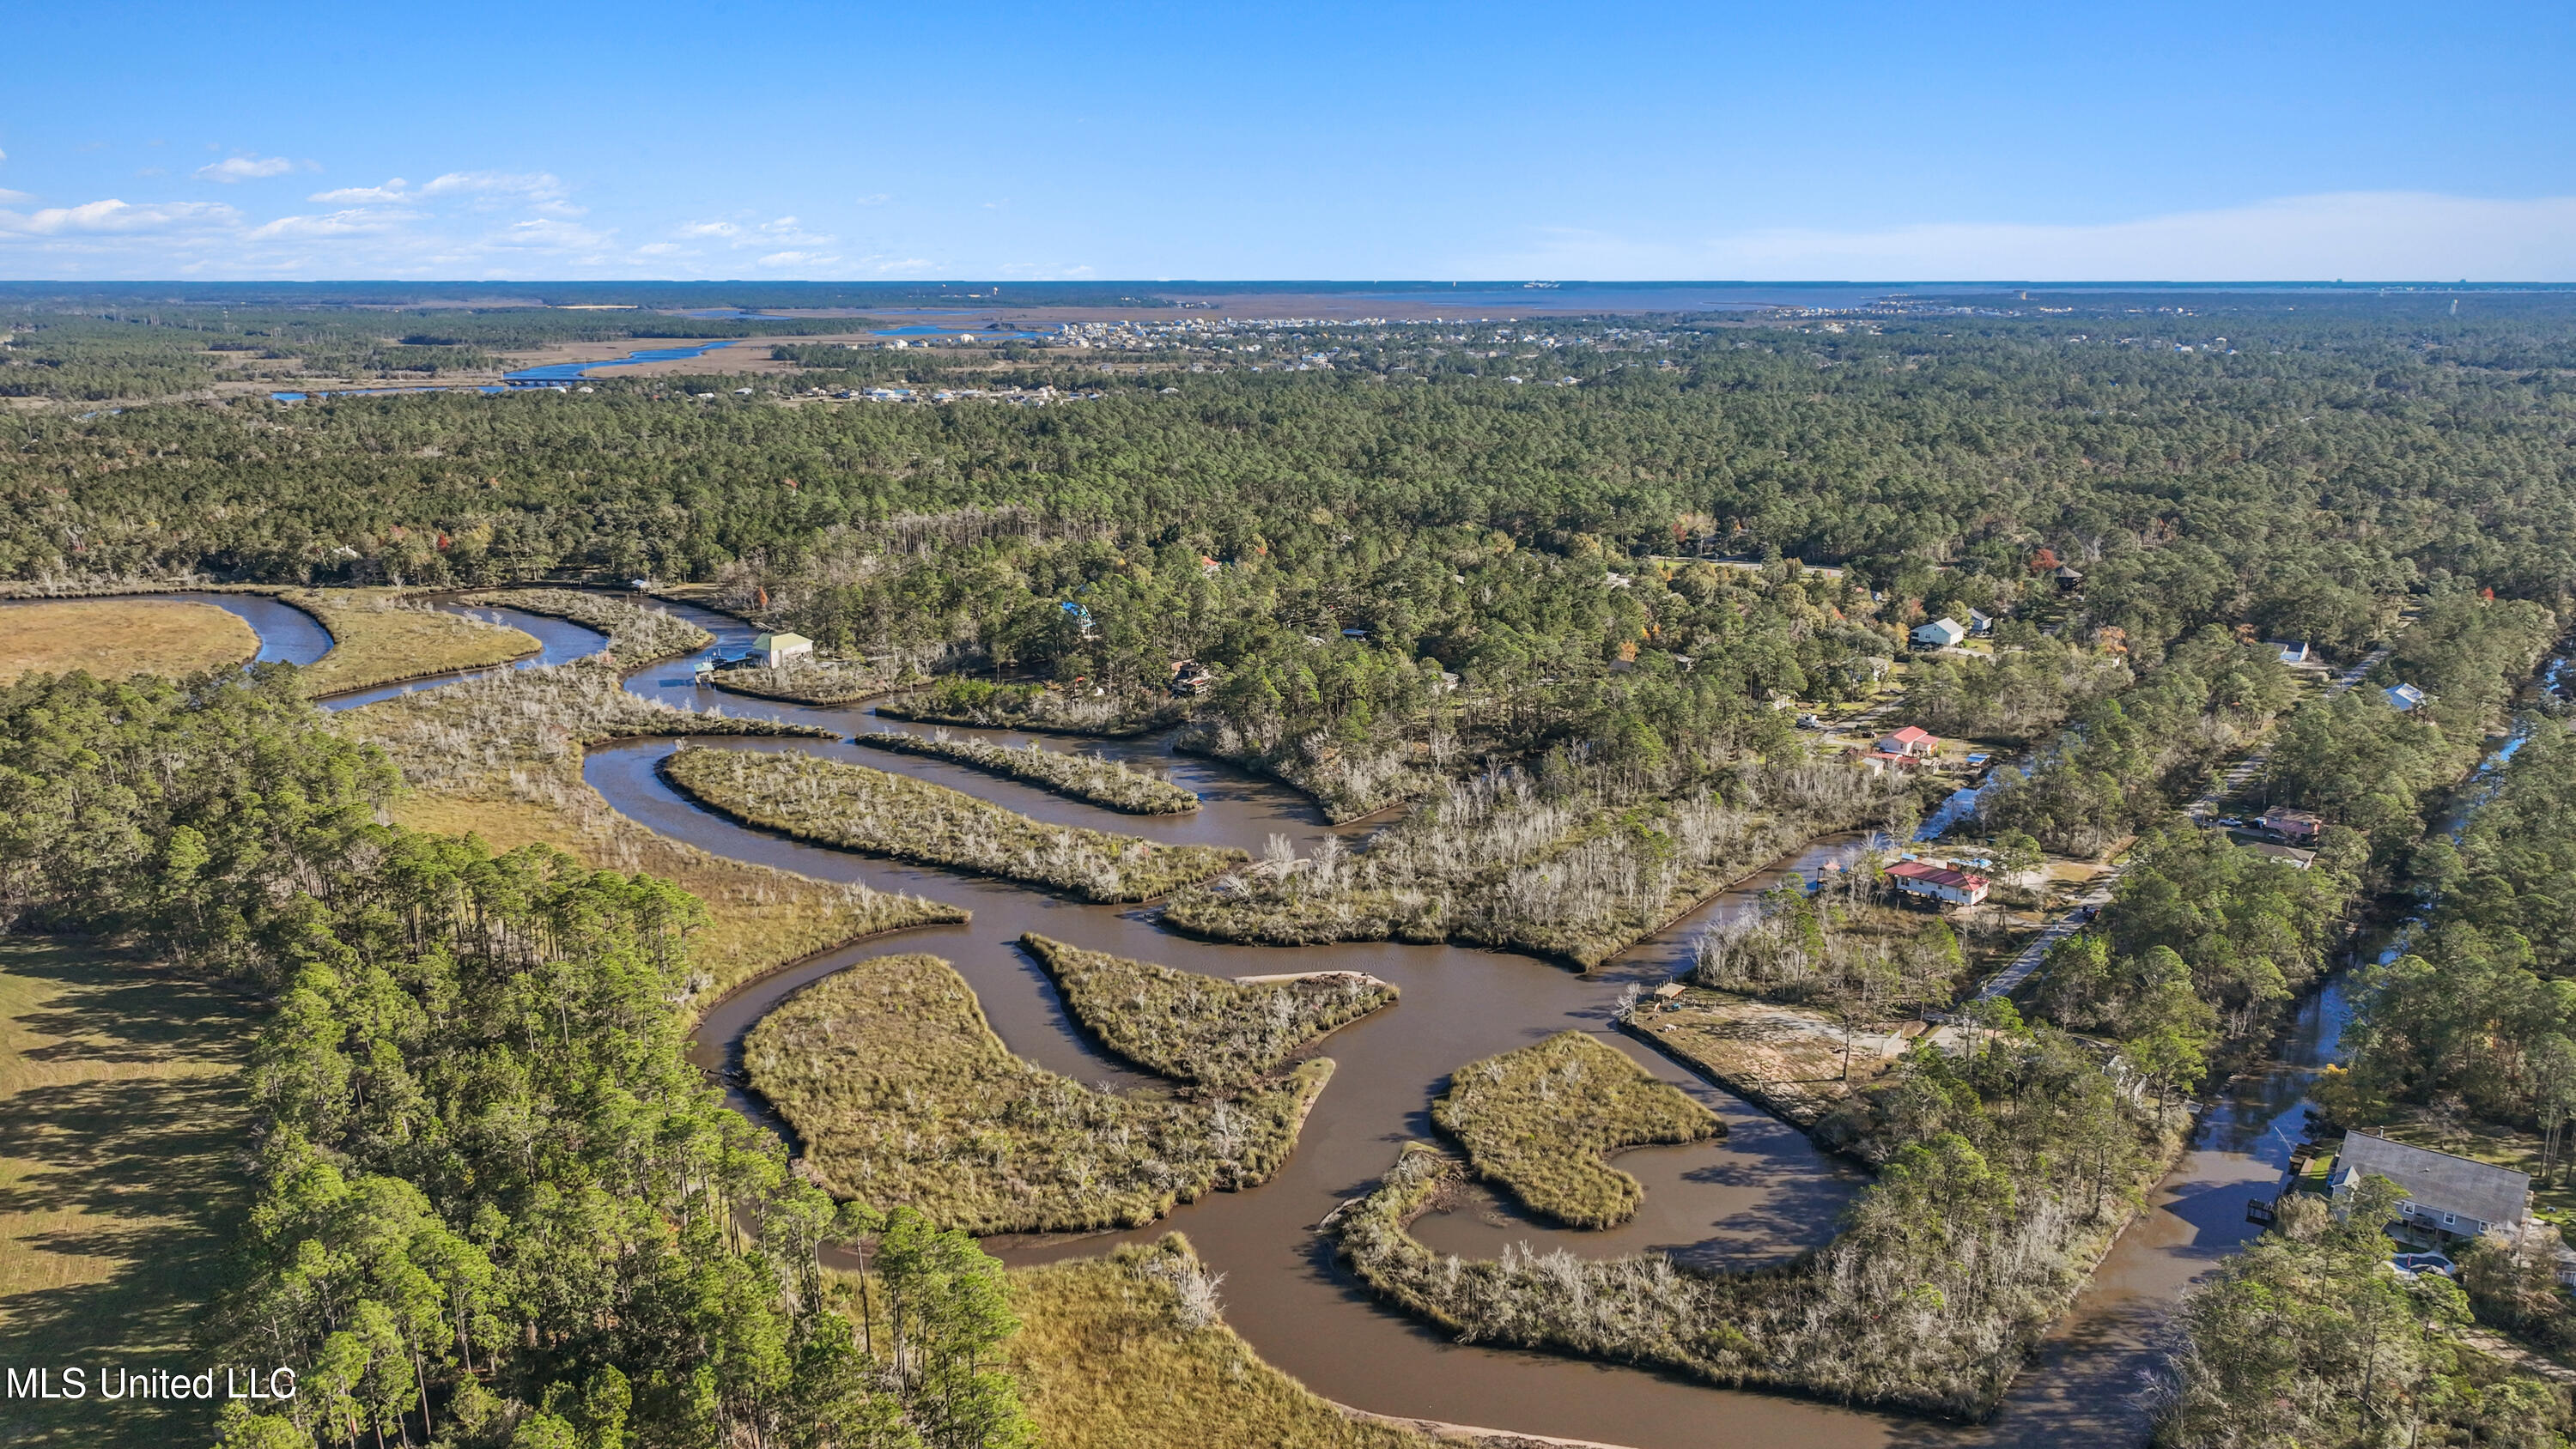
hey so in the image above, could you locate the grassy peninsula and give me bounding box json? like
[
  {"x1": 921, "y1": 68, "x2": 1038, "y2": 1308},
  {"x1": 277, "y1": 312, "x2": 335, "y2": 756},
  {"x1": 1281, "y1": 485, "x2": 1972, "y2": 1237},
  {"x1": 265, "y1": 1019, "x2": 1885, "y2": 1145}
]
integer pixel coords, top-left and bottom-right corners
[
  {"x1": 0, "y1": 597, "x2": 257, "y2": 684},
  {"x1": 1336, "y1": 1026, "x2": 2184, "y2": 1420},
  {"x1": 660, "y1": 744, "x2": 1245, "y2": 900},
  {"x1": 859, "y1": 728, "x2": 1201, "y2": 814},
  {"x1": 711, "y1": 658, "x2": 915, "y2": 704},
  {"x1": 1431, "y1": 1032, "x2": 1718, "y2": 1229},
  {"x1": 744, "y1": 953, "x2": 1332, "y2": 1234},
  {"x1": 1166, "y1": 755, "x2": 1906, "y2": 967},
  {"x1": 453, "y1": 586, "x2": 712, "y2": 664},
  {"x1": 1011, "y1": 1236, "x2": 1442, "y2": 1449},
  {"x1": 878, "y1": 676, "x2": 1184, "y2": 737},
  {"x1": 283, "y1": 586, "x2": 538, "y2": 695},
  {"x1": 1019, "y1": 932, "x2": 1394, "y2": 1087}
]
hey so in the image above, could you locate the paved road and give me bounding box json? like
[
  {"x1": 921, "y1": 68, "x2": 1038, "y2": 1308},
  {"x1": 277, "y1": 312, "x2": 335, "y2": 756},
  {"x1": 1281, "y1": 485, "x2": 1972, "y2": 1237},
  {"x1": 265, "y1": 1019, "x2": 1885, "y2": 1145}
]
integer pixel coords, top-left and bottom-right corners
[
  {"x1": 2184, "y1": 643, "x2": 2393, "y2": 821},
  {"x1": 1978, "y1": 641, "x2": 2398, "y2": 1002}
]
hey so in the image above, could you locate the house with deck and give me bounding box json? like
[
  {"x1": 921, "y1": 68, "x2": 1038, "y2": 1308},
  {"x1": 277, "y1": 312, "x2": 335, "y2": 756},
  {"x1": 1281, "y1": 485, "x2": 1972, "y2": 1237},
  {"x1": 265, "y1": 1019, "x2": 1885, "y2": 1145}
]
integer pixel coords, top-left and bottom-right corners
[{"x1": 1911, "y1": 617, "x2": 1967, "y2": 650}]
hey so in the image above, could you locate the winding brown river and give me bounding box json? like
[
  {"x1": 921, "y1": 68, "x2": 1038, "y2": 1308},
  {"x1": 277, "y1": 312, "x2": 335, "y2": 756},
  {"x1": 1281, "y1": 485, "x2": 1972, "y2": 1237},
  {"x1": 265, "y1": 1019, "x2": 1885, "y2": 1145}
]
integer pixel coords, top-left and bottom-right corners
[
  {"x1": 598, "y1": 600, "x2": 2351, "y2": 1449},
  {"x1": 36, "y1": 589, "x2": 2353, "y2": 1448}
]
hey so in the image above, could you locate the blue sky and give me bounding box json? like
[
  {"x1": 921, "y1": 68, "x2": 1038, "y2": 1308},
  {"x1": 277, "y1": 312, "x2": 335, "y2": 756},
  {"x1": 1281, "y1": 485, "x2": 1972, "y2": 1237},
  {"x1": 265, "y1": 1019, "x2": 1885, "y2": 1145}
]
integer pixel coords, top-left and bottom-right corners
[{"x1": 5, "y1": 1, "x2": 2573, "y2": 281}]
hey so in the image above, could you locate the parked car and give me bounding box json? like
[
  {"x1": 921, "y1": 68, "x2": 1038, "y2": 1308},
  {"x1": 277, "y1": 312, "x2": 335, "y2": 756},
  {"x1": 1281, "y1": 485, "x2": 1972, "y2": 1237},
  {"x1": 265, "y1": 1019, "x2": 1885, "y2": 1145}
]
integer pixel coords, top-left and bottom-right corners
[
  {"x1": 2390, "y1": 1252, "x2": 2458, "y2": 1279},
  {"x1": 1795, "y1": 713, "x2": 1823, "y2": 730}
]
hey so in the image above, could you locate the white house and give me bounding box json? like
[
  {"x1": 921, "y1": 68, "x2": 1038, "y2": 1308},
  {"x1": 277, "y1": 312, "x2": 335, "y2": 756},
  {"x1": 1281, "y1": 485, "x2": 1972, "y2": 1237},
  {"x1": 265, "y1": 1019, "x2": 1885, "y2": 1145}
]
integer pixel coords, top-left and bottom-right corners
[
  {"x1": 2267, "y1": 640, "x2": 2309, "y2": 664},
  {"x1": 2332, "y1": 1131, "x2": 2529, "y2": 1246},
  {"x1": 2386, "y1": 683, "x2": 2427, "y2": 712},
  {"x1": 752, "y1": 632, "x2": 814, "y2": 669},
  {"x1": 1877, "y1": 725, "x2": 1940, "y2": 760},
  {"x1": 1911, "y1": 617, "x2": 1967, "y2": 650}
]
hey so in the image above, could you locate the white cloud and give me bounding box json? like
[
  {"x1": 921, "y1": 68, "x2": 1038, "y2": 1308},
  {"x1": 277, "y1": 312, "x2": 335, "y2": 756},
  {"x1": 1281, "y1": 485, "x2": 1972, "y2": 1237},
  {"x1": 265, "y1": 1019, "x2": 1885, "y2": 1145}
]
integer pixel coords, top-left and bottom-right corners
[
  {"x1": 1474, "y1": 192, "x2": 2576, "y2": 282},
  {"x1": 309, "y1": 180, "x2": 411, "y2": 204},
  {"x1": 0, "y1": 164, "x2": 943, "y2": 280},
  {"x1": 0, "y1": 198, "x2": 240, "y2": 236},
  {"x1": 998, "y1": 261, "x2": 1096, "y2": 280},
  {"x1": 759, "y1": 215, "x2": 833, "y2": 245},
  {"x1": 677, "y1": 216, "x2": 836, "y2": 250},
  {"x1": 488, "y1": 217, "x2": 615, "y2": 252},
  {"x1": 248, "y1": 208, "x2": 421, "y2": 240},
  {"x1": 195, "y1": 155, "x2": 295, "y2": 183},
  {"x1": 854, "y1": 193, "x2": 890, "y2": 206},
  {"x1": 309, "y1": 172, "x2": 580, "y2": 215},
  {"x1": 416, "y1": 170, "x2": 568, "y2": 203}
]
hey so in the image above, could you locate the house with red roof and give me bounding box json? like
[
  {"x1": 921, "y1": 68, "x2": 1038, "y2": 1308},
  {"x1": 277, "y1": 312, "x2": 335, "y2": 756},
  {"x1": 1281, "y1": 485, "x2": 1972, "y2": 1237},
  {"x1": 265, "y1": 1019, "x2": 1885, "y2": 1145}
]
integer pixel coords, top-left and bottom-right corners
[
  {"x1": 1877, "y1": 725, "x2": 1939, "y2": 759},
  {"x1": 1886, "y1": 858, "x2": 1990, "y2": 906}
]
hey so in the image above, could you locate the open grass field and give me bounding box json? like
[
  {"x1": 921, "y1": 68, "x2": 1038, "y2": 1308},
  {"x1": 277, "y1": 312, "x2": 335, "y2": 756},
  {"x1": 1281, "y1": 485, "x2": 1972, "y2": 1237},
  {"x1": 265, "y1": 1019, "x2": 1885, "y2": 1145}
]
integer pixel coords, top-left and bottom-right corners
[
  {"x1": 1021, "y1": 933, "x2": 1392, "y2": 1088},
  {"x1": 1010, "y1": 1236, "x2": 1441, "y2": 1449},
  {"x1": 1431, "y1": 1031, "x2": 1720, "y2": 1229},
  {"x1": 1625, "y1": 986, "x2": 1933, "y2": 1139},
  {"x1": 661, "y1": 744, "x2": 1245, "y2": 901},
  {"x1": 283, "y1": 586, "x2": 538, "y2": 695},
  {"x1": 857, "y1": 730, "x2": 1201, "y2": 814},
  {"x1": 0, "y1": 598, "x2": 257, "y2": 684},
  {"x1": 0, "y1": 940, "x2": 252, "y2": 1448},
  {"x1": 744, "y1": 954, "x2": 1331, "y2": 1234}
]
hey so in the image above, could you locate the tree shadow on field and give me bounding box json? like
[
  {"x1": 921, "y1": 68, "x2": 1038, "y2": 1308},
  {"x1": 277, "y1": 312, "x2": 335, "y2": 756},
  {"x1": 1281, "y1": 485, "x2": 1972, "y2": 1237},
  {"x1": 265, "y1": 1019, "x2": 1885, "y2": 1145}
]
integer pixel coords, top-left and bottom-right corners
[{"x1": 0, "y1": 940, "x2": 255, "y2": 1449}]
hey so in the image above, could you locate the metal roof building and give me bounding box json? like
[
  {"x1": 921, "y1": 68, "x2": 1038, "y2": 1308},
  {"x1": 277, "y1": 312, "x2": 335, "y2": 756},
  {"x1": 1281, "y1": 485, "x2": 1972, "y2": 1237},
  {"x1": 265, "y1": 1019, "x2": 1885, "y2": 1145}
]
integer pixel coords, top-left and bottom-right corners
[{"x1": 2332, "y1": 1131, "x2": 2530, "y2": 1240}]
